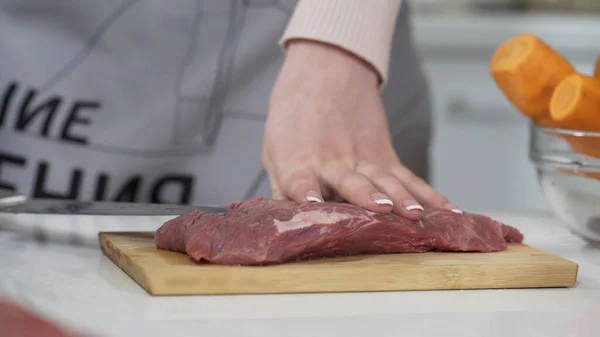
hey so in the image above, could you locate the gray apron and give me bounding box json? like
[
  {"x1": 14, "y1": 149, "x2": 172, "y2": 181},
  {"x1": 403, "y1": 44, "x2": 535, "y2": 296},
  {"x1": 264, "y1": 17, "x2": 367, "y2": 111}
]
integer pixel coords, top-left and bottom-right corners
[{"x1": 0, "y1": 0, "x2": 431, "y2": 206}]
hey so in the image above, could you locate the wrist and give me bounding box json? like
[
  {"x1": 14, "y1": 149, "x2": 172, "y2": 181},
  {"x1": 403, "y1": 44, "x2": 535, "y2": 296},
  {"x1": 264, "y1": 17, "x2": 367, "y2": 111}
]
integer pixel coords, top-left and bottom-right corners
[
  {"x1": 283, "y1": 39, "x2": 380, "y2": 88},
  {"x1": 279, "y1": 0, "x2": 402, "y2": 87}
]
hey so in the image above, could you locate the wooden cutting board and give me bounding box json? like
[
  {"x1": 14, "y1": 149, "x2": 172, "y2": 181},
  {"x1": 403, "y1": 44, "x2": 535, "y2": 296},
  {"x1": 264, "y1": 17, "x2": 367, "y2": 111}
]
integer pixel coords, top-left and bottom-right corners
[{"x1": 99, "y1": 232, "x2": 579, "y2": 296}]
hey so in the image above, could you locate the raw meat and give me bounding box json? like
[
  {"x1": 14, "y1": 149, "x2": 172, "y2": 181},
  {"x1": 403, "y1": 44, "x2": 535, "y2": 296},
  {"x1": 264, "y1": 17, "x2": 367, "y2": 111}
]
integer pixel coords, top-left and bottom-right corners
[
  {"x1": 0, "y1": 299, "x2": 87, "y2": 337},
  {"x1": 154, "y1": 196, "x2": 524, "y2": 265}
]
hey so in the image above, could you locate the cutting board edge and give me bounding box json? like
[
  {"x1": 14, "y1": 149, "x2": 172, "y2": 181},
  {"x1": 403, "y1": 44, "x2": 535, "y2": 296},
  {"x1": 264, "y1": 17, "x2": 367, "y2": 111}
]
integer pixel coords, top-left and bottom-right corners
[
  {"x1": 99, "y1": 232, "x2": 156, "y2": 295},
  {"x1": 518, "y1": 244, "x2": 580, "y2": 281},
  {"x1": 142, "y1": 264, "x2": 578, "y2": 296},
  {"x1": 519, "y1": 243, "x2": 580, "y2": 266},
  {"x1": 145, "y1": 284, "x2": 577, "y2": 296}
]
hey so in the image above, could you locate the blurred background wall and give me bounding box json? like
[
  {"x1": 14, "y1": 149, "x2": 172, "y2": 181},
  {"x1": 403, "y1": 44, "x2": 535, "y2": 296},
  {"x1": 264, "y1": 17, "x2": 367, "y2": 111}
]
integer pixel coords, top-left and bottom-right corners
[{"x1": 410, "y1": 0, "x2": 600, "y2": 212}]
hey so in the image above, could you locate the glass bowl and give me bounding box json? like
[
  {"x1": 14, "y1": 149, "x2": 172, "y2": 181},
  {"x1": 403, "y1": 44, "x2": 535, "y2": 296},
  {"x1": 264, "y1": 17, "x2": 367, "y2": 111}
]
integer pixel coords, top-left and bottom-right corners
[{"x1": 530, "y1": 122, "x2": 600, "y2": 244}]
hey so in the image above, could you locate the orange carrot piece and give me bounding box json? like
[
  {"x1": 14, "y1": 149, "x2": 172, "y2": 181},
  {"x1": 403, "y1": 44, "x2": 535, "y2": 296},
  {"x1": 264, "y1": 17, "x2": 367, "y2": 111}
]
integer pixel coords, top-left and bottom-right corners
[
  {"x1": 490, "y1": 33, "x2": 576, "y2": 122},
  {"x1": 550, "y1": 73, "x2": 600, "y2": 132}
]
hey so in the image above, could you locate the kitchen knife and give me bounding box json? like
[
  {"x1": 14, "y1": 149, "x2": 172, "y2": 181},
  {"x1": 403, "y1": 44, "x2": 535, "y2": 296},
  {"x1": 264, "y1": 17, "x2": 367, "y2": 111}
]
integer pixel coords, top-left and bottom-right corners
[{"x1": 0, "y1": 195, "x2": 233, "y2": 216}]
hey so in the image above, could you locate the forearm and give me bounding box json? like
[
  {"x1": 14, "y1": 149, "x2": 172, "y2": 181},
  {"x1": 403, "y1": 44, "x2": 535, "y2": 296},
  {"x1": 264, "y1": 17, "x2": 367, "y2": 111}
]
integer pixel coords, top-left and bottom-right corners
[{"x1": 280, "y1": 0, "x2": 402, "y2": 87}]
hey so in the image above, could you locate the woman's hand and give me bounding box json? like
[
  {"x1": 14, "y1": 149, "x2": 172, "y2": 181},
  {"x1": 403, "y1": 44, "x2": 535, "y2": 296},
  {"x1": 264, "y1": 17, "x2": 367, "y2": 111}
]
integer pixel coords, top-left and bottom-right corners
[{"x1": 262, "y1": 40, "x2": 458, "y2": 219}]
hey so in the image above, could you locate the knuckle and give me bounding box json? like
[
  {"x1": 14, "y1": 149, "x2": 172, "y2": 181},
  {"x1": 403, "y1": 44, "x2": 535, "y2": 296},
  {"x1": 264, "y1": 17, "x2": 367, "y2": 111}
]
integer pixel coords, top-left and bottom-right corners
[
  {"x1": 338, "y1": 175, "x2": 358, "y2": 193},
  {"x1": 372, "y1": 171, "x2": 396, "y2": 185},
  {"x1": 323, "y1": 162, "x2": 348, "y2": 185},
  {"x1": 405, "y1": 174, "x2": 428, "y2": 190},
  {"x1": 355, "y1": 160, "x2": 374, "y2": 172},
  {"x1": 388, "y1": 183, "x2": 412, "y2": 199},
  {"x1": 357, "y1": 162, "x2": 389, "y2": 182},
  {"x1": 403, "y1": 170, "x2": 422, "y2": 184},
  {"x1": 289, "y1": 180, "x2": 314, "y2": 196},
  {"x1": 341, "y1": 174, "x2": 372, "y2": 195},
  {"x1": 282, "y1": 171, "x2": 312, "y2": 190},
  {"x1": 341, "y1": 156, "x2": 359, "y2": 169}
]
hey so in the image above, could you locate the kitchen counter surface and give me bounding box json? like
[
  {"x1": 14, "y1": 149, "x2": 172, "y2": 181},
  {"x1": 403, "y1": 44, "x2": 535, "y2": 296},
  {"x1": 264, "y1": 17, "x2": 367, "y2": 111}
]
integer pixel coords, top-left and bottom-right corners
[{"x1": 1, "y1": 211, "x2": 599, "y2": 337}]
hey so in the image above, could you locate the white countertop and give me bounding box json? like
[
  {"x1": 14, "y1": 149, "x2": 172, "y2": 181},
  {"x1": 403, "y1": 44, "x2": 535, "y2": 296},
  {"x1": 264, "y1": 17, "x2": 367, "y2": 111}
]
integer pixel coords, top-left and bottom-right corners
[{"x1": 1, "y1": 211, "x2": 599, "y2": 337}]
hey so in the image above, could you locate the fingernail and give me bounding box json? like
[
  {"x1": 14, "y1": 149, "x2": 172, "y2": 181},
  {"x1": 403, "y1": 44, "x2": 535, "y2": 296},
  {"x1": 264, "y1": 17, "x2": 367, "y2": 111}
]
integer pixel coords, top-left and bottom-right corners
[
  {"x1": 402, "y1": 200, "x2": 424, "y2": 212},
  {"x1": 444, "y1": 202, "x2": 463, "y2": 214},
  {"x1": 371, "y1": 193, "x2": 393, "y2": 206},
  {"x1": 306, "y1": 191, "x2": 323, "y2": 203}
]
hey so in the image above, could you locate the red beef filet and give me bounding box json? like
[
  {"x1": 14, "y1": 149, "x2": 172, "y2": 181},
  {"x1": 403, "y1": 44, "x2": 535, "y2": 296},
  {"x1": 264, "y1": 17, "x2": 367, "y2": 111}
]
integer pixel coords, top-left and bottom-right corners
[
  {"x1": 0, "y1": 299, "x2": 87, "y2": 337},
  {"x1": 154, "y1": 196, "x2": 524, "y2": 265}
]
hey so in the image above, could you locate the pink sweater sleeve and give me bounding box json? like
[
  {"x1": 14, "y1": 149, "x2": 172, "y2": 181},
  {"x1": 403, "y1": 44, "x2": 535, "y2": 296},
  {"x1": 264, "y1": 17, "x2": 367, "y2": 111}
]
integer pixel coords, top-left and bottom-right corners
[{"x1": 280, "y1": 0, "x2": 403, "y2": 87}]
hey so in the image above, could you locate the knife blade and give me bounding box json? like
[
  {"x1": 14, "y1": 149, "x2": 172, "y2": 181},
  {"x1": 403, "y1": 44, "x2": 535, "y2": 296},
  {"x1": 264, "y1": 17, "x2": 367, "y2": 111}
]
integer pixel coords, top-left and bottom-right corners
[{"x1": 0, "y1": 195, "x2": 233, "y2": 216}]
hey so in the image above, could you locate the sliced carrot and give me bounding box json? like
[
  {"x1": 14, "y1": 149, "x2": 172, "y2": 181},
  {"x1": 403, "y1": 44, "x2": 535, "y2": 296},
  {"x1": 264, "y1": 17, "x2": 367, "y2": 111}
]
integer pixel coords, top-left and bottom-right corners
[
  {"x1": 548, "y1": 73, "x2": 600, "y2": 158},
  {"x1": 490, "y1": 33, "x2": 576, "y2": 122},
  {"x1": 548, "y1": 76, "x2": 600, "y2": 160},
  {"x1": 594, "y1": 55, "x2": 600, "y2": 80},
  {"x1": 549, "y1": 73, "x2": 600, "y2": 131}
]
